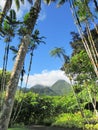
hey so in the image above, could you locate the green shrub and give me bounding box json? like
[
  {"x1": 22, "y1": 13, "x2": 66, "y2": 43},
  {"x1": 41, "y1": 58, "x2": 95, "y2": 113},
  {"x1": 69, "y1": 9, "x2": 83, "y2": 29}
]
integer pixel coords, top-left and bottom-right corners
[
  {"x1": 86, "y1": 116, "x2": 98, "y2": 124},
  {"x1": 83, "y1": 110, "x2": 93, "y2": 118},
  {"x1": 94, "y1": 124, "x2": 98, "y2": 130},
  {"x1": 84, "y1": 118, "x2": 98, "y2": 130},
  {"x1": 84, "y1": 124, "x2": 94, "y2": 130},
  {"x1": 84, "y1": 124, "x2": 98, "y2": 130},
  {"x1": 52, "y1": 112, "x2": 84, "y2": 128},
  {"x1": 43, "y1": 117, "x2": 55, "y2": 126}
]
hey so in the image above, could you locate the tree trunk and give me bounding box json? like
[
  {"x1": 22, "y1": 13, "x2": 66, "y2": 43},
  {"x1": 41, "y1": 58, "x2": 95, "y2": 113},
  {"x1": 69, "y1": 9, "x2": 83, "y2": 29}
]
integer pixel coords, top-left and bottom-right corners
[
  {"x1": 0, "y1": 35, "x2": 30, "y2": 130},
  {"x1": 0, "y1": 0, "x2": 41, "y2": 129}
]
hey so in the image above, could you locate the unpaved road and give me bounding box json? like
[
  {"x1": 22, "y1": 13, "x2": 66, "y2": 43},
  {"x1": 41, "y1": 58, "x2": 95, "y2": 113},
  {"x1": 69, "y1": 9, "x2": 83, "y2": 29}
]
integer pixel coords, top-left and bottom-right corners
[{"x1": 29, "y1": 125, "x2": 82, "y2": 130}]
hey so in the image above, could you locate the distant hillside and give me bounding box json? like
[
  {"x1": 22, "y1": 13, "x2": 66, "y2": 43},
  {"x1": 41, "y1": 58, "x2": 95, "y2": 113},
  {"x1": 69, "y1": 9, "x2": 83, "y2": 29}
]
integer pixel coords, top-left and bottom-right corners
[
  {"x1": 29, "y1": 80, "x2": 72, "y2": 96},
  {"x1": 32, "y1": 84, "x2": 45, "y2": 89},
  {"x1": 29, "y1": 84, "x2": 57, "y2": 96},
  {"x1": 51, "y1": 80, "x2": 72, "y2": 95},
  {"x1": 32, "y1": 87, "x2": 57, "y2": 96}
]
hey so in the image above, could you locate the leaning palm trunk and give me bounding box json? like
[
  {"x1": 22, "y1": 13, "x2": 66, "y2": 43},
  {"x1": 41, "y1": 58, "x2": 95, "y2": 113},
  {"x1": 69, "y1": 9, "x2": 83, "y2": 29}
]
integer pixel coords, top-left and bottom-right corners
[
  {"x1": 69, "y1": 0, "x2": 98, "y2": 77},
  {"x1": 0, "y1": 35, "x2": 30, "y2": 130},
  {"x1": 67, "y1": 74, "x2": 89, "y2": 123},
  {"x1": 69, "y1": 0, "x2": 98, "y2": 116},
  {"x1": 0, "y1": 0, "x2": 41, "y2": 129}
]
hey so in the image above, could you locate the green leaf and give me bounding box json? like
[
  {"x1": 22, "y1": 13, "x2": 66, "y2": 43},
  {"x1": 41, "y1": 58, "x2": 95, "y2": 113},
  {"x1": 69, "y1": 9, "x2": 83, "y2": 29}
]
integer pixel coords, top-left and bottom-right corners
[
  {"x1": 24, "y1": 13, "x2": 30, "y2": 25},
  {"x1": 3, "y1": 20, "x2": 10, "y2": 31}
]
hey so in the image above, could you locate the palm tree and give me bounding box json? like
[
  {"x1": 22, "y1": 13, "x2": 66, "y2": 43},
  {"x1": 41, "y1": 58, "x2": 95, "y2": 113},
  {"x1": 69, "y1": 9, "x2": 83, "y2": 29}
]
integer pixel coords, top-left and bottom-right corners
[
  {"x1": 50, "y1": 47, "x2": 69, "y2": 62},
  {"x1": 10, "y1": 29, "x2": 45, "y2": 60},
  {"x1": 50, "y1": 47, "x2": 87, "y2": 120},
  {"x1": 70, "y1": 0, "x2": 98, "y2": 77},
  {"x1": 0, "y1": 0, "x2": 41, "y2": 129},
  {"x1": 57, "y1": 0, "x2": 98, "y2": 77}
]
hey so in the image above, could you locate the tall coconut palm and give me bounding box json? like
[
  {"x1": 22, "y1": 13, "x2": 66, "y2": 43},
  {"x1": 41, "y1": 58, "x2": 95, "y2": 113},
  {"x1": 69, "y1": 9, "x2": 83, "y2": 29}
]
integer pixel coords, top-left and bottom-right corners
[
  {"x1": 69, "y1": 0, "x2": 98, "y2": 77},
  {"x1": 0, "y1": 0, "x2": 41, "y2": 129},
  {"x1": 57, "y1": 0, "x2": 98, "y2": 77},
  {"x1": 50, "y1": 47, "x2": 87, "y2": 120}
]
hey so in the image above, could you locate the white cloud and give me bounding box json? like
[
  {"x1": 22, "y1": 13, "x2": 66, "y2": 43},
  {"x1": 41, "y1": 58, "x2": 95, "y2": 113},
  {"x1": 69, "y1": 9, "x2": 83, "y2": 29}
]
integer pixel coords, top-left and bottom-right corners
[{"x1": 23, "y1": 70, "x2": 70, "y2": 88}]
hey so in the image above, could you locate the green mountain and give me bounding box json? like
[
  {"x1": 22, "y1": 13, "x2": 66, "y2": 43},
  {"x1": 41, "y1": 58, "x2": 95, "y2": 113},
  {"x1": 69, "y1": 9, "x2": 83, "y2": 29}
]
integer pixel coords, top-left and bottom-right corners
[
  {"x1": 32, "y1": 84, "x2": 45, "y2": 89},
  {"x1": 29, "y1": 80, "x2": 71, "y2": 96},
  {"x1": 32, "y1": 87, "x2": 57, "y2": 96},
  {"x1": 51, "y1": 80, "x2": 72, "y2": 95},
  {"x1": 29, "y1": 84, "x2": 57, "y2": 96}
]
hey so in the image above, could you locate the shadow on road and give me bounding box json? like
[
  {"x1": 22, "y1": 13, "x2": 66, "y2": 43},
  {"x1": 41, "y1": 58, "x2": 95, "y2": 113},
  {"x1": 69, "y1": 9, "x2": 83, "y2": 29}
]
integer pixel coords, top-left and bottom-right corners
[
  {"x1": 29, "y1": 125, "x2": 82, "y2": 130},
  {"x1": 29, "y1": 125, "x2": 65, "y2": 130}
]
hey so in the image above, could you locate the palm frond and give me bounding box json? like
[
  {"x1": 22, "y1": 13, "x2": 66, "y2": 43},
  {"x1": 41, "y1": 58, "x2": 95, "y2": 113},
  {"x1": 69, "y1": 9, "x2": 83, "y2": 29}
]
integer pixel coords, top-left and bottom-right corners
[
  {"x1": 57, "y1": 0, "x2": 65, "y2": 7},
  {"x1": 94, "y1": 0, "x2": 98, "y2": 11},
  {"x1": 10, "y1": 9, "x2": 16, "y2": 21},
  {"x1": 50, "y1": 47, "x2": 65, "y2": 59},
  {"x1": 10, "y1": 46, "x2": 18, "y2": 53},
  {"x1": 44, "y1": 0, "x2": 51, "y2": 5},
  {"x1": 15, "y1": 0, "x2": 20, "y2": 10},
  {"x1": 20, "y1": 0, "x2": 24, "y2": 4},
  {"x1": 27, "y1": 0, "x2": 33, "y2": 4},
  {"x1": 31, "y1": 29, "x2": 46, "y2": 44}
]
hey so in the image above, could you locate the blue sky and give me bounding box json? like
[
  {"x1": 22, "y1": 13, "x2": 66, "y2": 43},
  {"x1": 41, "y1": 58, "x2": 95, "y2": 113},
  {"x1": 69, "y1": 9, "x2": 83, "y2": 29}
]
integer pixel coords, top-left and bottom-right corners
[{"x1": 0, "y1": 0, "x2": 77, "y2": 87}]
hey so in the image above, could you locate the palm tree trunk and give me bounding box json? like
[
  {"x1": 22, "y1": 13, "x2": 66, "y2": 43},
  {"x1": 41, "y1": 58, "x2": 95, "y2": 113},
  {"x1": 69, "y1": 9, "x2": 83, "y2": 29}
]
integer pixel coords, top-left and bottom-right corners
[
  {"x1": 70, "y1": 0, "x2": 98, "y2": 77},
  {"x1": 0, "y1": 35, "x2": 30, "y2": 130},
  {"x1": 0, "y1": 0, "x2": 41, "y2": 129}
]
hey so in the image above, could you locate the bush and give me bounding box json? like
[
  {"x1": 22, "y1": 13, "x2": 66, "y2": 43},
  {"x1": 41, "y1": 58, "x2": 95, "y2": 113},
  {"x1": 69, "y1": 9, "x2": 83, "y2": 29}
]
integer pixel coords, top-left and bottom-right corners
[
  {"x1": 94, "y1": 124, "x2": 98, "y2": 130},
  {"x1": 84, "y1": 124, "x2": 94, "y2": 130},
  {"x1": 85, "y1": 116, "x2": 98, "y2": 125},
  {"x1": 43, "y1": 117, "x2": 55, "y2": 126},
  {"x1": 84, "y1": 117, "x2": 98, "y2": 130},
  {"x1": 83, "y1": 110, "x2": 93, "y2": 118},
  {"x1": 84, "y1": 124, "x2": 98, "y2": 130},
  {"x1": 52, "y1": 112, "x2": 84, "y2": 128}
]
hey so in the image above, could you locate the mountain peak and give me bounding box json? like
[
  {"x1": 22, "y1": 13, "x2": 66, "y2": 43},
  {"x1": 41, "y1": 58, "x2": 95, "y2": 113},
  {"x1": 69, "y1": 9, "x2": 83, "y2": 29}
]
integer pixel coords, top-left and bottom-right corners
[
  {"x1": 29, "y1": 80, "x2": 71, "y2": 96},
  {"x1": 51, "y1": 80, "x2": 71, "y2": 95}
]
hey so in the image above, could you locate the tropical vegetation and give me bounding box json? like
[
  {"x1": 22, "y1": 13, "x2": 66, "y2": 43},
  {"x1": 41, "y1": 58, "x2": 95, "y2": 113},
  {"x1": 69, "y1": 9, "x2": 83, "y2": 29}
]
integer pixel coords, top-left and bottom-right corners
[{"x1": 0, "y1": 0, "x2": 98, "y2": 130}]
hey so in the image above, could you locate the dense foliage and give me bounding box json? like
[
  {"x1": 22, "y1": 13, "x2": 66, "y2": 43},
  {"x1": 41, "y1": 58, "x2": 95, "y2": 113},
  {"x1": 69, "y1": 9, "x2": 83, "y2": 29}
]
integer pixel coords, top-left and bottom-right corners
[
  {"x1": 0, "y1": 0, "x2": 98, "y2": 129},
  {"x1": 8, "y1": 90, "x2": 98, "y2": 129}
]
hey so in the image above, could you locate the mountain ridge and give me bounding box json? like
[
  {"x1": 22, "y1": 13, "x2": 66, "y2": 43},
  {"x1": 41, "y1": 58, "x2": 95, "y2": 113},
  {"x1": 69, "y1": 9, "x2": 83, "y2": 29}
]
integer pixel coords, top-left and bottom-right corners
[{"x1": 29, "y1": 80, "x2": 71, "y2": 96}]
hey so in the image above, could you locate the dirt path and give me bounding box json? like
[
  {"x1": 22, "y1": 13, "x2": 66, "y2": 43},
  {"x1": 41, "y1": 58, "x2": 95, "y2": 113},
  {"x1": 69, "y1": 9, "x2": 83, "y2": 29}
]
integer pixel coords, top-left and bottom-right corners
[{"x1": 29, "y1": 125, "x2": 82, "y2": 130}]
